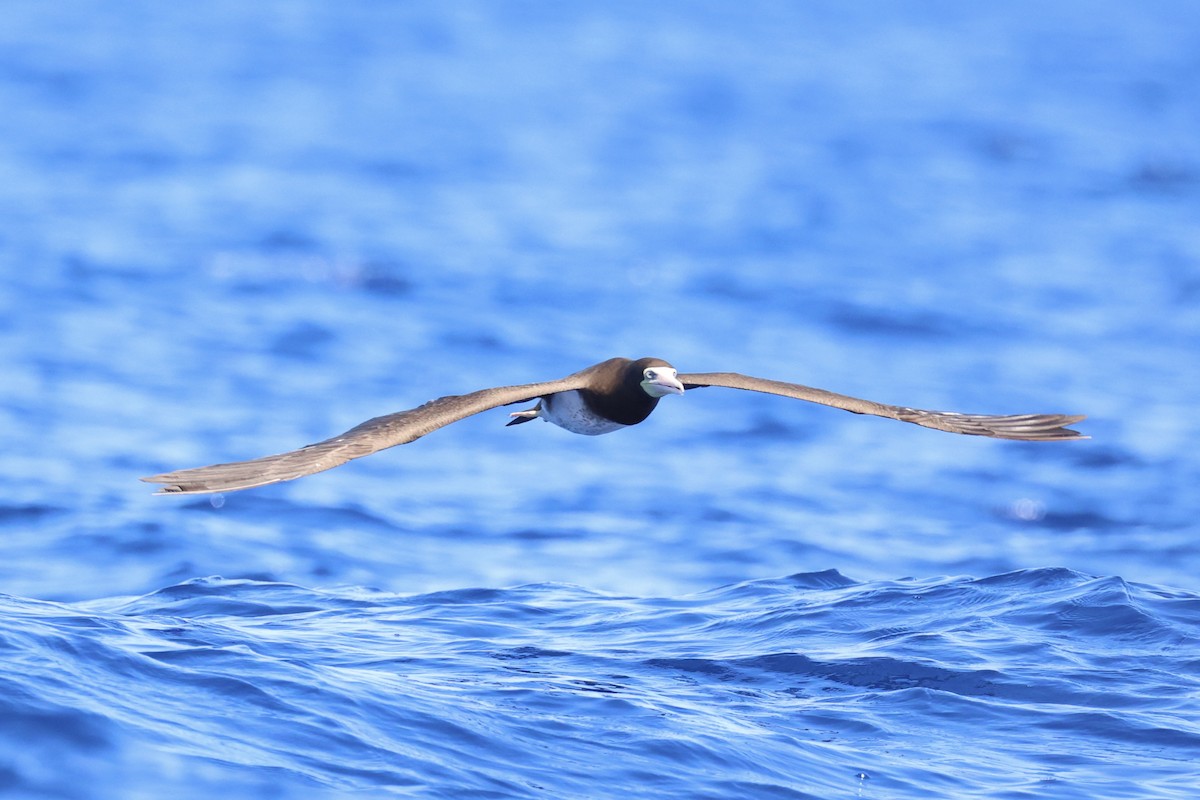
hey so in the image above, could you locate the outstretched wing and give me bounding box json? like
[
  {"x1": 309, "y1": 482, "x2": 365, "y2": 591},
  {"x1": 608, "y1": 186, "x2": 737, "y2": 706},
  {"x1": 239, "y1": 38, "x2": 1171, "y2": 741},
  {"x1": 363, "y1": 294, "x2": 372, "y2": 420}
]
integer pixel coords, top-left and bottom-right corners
[
  {"x1": 677, "y1": 372, "x2": 1086, "y2": 441},
  {"x1": 141, "y1": 376, "x2": 588, "y2": 495}
]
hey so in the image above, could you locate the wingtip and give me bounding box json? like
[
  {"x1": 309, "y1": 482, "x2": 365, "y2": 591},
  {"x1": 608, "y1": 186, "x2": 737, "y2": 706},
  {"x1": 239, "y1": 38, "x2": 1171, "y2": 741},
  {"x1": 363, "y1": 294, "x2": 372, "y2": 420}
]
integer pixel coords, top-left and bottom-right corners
[
  {"x1": 1014, "y1": 414, "x2": 1088, "y2": 441},
  {"x1": 141, "y1": 473, "x2": 198, "y2": 494},
  {"x1": 1058, "y1": 414, "x2": 1088, "y2": 440}
]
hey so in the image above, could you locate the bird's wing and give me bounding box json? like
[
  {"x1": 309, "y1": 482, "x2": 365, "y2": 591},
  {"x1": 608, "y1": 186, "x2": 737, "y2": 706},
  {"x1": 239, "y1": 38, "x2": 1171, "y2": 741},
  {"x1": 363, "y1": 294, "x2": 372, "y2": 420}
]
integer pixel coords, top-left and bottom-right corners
[
  {"x1": 677, "y1": 372, "x2": 1086, "y2": 441},
  {"x1": 141, "y1": 376, "x2": 589, "y2": 495}
]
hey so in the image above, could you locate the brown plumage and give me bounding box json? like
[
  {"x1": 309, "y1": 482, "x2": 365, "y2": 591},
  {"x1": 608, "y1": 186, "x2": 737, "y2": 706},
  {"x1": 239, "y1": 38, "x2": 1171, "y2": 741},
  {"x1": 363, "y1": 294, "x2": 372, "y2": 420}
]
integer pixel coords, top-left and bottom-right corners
[{"x1": 141, "y1": 356, "x2": 1086, "y2": 495}]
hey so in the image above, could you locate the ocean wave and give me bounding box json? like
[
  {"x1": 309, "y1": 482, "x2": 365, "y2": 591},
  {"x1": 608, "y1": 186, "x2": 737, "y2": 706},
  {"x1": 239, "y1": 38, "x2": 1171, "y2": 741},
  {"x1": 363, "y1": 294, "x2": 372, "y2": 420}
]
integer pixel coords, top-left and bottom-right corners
[{"x1": 3, "y1": 569, "x2": 1197, "y2": 798}]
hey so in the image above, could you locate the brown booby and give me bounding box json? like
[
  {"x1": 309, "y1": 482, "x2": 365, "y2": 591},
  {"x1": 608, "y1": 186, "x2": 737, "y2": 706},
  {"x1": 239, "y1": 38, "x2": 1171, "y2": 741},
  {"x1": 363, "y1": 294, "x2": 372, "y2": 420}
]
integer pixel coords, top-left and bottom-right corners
[{"x1": 141, "y1": 356, "x2": 1086, "y2": 495}]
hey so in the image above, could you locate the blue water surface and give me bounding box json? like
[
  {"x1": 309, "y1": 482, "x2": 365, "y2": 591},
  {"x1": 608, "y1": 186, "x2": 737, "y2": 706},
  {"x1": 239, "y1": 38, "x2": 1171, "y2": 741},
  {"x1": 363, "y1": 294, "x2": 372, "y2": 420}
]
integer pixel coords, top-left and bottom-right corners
[{"x1": 2, "y1": 2, "x2": 1200, "y2": 798}]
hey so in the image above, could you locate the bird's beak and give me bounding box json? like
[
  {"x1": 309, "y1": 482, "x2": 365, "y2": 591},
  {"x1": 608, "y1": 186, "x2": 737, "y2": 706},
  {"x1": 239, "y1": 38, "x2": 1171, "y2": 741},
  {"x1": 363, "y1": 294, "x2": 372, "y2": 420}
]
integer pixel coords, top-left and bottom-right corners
[{"x1": 645, "y1": 373, "x2": 686, "y2": 397}]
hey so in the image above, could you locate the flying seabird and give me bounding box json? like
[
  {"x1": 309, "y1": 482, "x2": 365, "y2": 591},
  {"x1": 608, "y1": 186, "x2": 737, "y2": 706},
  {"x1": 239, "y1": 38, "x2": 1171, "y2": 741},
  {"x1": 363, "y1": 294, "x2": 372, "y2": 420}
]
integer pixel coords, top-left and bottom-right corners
[{"x1": 141, "y1": 356, "x2": 1086, "y2": 495}]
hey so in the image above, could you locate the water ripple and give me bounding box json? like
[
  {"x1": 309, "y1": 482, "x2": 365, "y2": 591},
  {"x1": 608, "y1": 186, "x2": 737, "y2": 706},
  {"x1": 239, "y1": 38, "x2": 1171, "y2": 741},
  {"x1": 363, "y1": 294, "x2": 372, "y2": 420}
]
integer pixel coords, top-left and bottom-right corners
[{"x1": 2, "y1": 569, "x2": 1197, "y2": 798}]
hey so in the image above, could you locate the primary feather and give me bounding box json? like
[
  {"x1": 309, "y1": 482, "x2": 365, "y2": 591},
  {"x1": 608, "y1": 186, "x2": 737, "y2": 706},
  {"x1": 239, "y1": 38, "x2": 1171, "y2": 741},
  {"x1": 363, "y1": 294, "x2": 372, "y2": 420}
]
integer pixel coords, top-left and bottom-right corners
[{"x1": 142, "y1": 358, "x2": 1086, "y2": 495}]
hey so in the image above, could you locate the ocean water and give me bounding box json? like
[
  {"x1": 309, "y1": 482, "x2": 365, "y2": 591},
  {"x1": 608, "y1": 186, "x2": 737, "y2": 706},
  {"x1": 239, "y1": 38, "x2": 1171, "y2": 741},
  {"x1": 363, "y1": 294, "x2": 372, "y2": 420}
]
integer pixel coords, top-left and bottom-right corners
[{"x1": 3, "y1": 2, "x2": 1200, "y2": 798}]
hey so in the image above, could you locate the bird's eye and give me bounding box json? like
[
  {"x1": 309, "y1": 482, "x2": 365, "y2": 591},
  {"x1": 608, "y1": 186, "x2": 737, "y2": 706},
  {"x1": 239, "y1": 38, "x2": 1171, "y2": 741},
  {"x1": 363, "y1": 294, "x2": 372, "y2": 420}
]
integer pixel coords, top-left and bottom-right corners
[{"x1": 644, "y1": 370, "x2": 656, "y2": 380}]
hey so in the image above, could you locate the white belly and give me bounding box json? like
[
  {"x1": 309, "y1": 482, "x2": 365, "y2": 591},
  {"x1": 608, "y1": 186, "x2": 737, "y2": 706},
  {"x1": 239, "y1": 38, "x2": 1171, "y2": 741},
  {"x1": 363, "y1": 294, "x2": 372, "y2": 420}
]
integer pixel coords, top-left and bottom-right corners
[{"x1": 542, "y1": 390, "x2": 628, "y2": 435}]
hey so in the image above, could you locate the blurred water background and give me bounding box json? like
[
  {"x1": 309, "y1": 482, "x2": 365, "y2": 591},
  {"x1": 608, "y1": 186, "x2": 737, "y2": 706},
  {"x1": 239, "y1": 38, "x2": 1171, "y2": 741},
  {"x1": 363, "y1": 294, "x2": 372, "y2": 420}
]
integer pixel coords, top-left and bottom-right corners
[{"x1": 2, "y1": 2, "x2": 1199, "y2": 798}]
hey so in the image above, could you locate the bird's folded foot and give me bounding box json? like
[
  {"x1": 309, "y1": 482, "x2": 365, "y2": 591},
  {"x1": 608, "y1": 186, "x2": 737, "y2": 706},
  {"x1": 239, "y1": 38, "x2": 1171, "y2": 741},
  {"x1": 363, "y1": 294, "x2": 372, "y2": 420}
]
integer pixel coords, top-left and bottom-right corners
[{"x1": 506, "y1": 404, "x2": 542, "y2": 426}]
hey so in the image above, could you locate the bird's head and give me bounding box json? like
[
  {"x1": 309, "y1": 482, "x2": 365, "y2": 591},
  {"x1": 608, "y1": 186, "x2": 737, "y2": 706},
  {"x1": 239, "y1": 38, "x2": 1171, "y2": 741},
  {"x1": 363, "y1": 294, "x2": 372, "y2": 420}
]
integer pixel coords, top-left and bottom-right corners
[{"x1": 639, "y1": 362, "x2": 685, "y2": 398}]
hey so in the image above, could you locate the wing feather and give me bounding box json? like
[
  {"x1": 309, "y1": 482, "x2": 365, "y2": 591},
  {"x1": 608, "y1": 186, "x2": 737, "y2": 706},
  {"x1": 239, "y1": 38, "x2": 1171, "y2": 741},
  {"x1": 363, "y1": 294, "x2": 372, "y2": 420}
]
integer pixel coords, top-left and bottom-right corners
[
  {"x1": 140, "y1": 376, "x2": 587, "y2": 494},
  {"x1": 678, "y1": 372, "x2": 1086, "y2": 441}
]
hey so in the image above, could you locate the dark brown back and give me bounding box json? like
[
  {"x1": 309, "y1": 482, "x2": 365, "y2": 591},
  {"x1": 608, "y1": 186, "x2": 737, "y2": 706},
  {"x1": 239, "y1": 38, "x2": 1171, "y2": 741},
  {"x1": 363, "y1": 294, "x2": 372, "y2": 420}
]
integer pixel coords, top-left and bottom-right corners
[{"x1": 577, "y1": 356, "x2": 673, "y2": 426}]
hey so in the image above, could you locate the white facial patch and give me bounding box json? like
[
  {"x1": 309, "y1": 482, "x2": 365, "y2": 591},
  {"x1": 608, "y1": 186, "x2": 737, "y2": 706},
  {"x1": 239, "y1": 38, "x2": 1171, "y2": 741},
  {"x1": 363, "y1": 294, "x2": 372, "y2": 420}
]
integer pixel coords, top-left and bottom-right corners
[{"x1": 641, "y1": 367, "x2": 684, "y2": 398}]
